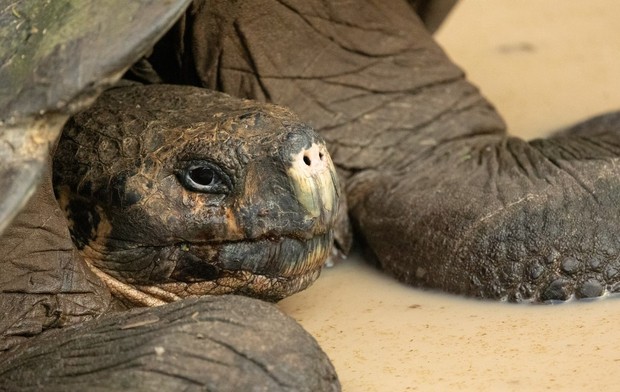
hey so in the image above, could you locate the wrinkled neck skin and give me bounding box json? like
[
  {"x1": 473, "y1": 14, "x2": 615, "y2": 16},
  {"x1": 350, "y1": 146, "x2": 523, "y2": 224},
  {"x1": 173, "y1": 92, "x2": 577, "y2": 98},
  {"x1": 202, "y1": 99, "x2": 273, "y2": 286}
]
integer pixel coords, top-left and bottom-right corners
[
  {"x1": 54, "y1": 85, "x2": 339, "y2": 306},
  {"x1": 0, "y1": 158, "x2": 112, "y2": 351},
  {"x1": 144, "y1": 0, "x2": 620, "y2": 302},
  {"x1": 147, "y1": 0, "x2": 505, "y2": 177}
]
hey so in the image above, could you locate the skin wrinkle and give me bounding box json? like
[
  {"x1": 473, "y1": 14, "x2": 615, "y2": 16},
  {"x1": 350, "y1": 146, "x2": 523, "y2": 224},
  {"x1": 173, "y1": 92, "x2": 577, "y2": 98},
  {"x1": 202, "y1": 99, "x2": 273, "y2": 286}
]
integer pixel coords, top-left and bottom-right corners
[
  {"x1": 142, "y1": 368, "x2": 205, "y2": 387},
  {"x1": 276, "y1": 0, "x2": 410, "y2": 58},
  {"x1": 206, "y1": 335, "x2": 291, "y2": 389},
  {"x1": 1, "y1": 289, "x2": 98, "y2": 296},
  {"x1": 320, "y1": 93, "x2": 406, "y2": 135},
  {"x1": 394, "y1": 131, "x2": 501, "y2": 172},
  {"x1": 232, "y1": 22, "x2": 272, "y2": 102},
  {"x1": 58, "y1": 328, "x2": 150, "y2": 349},
  {"x1": 0, "y1": 296, "x2": 338, "y2": 389},
  {"x1": 543, "y1": 155, "x2": 600, "y2": 203},
  {"x1": 179, "y1": 316, "x2": 246, "y2": 329},
  {"x1": 3, "y1": 214, "x2": 57, "y2": 259},
  {"x1": 56, "y1": 296, "x2": 104, "y2": 315},
  {"x1": 170, "y1": 347, "x2": 236, "y2": 370},
  {"x1": 305, "y1": 12, "x2": 393, "y2": 36},
  {"x1": 274, "y1": 0, "x2": 364, "y2": 60},
  {"x1": 316, "y1": 78, "x2": 480, "y2": 162},
  {"x1": 299, "y1": 87, "x2": 341, "y2": 120},
  {"x1": 12, "y1": 248, "x2": 74, "y2": 257},
  {"x1": 504, "y1": 141, "x2": 536, "y2": 185},
  {"x1": 220, "y1": 57, "x2": 382, "y2": 80},
  {"x1": 59, "y1": 353, "x2": 157, "y2": 378},
  {"x1": 140, "y1": 303, "x2": 208, "y2": 323},
  {"x1": 495, "y1": 144, "x2": 516, "y2": 207},
  {"x1": 579, "y1": 137, "x2": 620, "y2": 155},
  {"x1": 382, "y1": 95, "x2": 490, "y2": 156},
  {"x1": 311, "y1": 69, "x2": 450, "y2": 95},
  {"x1": 6, "y1": 260, "x2": 54, "y2": 274},
  {"x1": 59, "y1": 342, "x2": 149, "y2": 362}
]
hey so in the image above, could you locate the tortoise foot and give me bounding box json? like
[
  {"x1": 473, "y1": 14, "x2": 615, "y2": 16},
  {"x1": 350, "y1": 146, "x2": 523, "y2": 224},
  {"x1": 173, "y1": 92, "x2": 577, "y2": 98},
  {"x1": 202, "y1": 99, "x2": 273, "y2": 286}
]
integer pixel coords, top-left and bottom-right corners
[{"x1": 350, "y1": 113, "x2": 620, "y2": 302}]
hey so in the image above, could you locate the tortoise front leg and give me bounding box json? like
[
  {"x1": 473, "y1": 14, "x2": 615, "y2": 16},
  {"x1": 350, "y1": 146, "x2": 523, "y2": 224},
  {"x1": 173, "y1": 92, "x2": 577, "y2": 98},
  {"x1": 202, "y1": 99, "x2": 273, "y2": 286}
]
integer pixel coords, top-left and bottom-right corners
[{"x1": 0, "y1": 296, "x2": 339, "y2": 391}]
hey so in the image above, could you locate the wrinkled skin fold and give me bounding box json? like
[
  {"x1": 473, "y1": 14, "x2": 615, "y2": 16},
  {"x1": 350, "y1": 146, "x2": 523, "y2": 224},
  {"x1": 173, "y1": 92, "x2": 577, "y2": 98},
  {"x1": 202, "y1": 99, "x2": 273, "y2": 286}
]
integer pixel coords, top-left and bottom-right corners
[
  {"x1": 141, "y1": 0, "x2": 620, "y2": 302},
  {"x1": 0, "y1": 296, "x2": 340, "y2": 391},
  {"x1": 0, "y1": 164, "x2": 111, "y2": 351}
]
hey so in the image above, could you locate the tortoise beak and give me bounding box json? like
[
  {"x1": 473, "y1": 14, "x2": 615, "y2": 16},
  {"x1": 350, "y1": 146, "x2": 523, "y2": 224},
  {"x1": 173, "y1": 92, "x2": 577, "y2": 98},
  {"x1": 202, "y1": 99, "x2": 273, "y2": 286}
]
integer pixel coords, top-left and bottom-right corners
[
  {"x1": 277, "y1": 128, "x2": 340, "y2": 237},
  {"x1": 287, "y1": 141, "x2": 339, "y2": 230},
  {"x1": 230, "y1": 127, "x2": 340, "y2": 241}
]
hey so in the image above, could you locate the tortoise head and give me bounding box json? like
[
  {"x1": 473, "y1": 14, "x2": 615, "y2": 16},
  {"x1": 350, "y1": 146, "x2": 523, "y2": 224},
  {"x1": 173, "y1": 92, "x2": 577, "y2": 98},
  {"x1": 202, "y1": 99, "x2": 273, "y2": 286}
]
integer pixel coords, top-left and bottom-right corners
[{"x1": 53, "y1": 84, "x2": 340, "y2": 305}]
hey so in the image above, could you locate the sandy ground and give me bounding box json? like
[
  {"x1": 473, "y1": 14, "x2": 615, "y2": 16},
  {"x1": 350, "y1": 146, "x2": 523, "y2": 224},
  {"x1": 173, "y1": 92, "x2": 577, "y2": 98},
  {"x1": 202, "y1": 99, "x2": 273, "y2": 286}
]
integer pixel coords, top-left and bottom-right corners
[{"x1": 279, "y1": 1, "x2": 620, "y2": 391}]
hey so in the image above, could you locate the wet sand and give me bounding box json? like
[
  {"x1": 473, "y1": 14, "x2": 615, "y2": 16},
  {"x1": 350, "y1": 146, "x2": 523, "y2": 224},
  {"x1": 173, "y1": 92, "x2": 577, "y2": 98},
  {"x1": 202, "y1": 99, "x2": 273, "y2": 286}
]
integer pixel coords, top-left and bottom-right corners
[{"x1": 279, "y1": 1, "x2": 620, "y2": 391}]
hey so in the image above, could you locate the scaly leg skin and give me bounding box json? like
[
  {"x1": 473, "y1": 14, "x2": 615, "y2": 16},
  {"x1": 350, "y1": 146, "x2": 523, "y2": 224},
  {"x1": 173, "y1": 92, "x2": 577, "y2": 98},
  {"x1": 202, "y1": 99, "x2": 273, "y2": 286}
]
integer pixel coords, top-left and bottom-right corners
[
  {"x1": 0, "y1": 296, "x2": 340, "y2": 391},
  {"x1": 146, "y1": 0, "x2": 620, "y2": 302}
]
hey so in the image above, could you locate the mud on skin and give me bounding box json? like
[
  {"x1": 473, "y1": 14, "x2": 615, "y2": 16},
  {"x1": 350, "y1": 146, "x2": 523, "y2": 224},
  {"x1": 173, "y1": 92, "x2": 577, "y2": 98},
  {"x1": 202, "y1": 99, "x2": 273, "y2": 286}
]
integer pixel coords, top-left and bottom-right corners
[{"x1": 139, "y1": 0, "x2": 620, "y2": 302}]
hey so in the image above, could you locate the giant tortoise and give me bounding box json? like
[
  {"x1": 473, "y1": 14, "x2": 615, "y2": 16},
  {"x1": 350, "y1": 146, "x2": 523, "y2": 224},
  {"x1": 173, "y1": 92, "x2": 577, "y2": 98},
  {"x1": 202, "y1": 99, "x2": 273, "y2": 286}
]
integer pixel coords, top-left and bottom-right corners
[{"x1": 2, "y1": 0, "x2": 620, "y2": 390}]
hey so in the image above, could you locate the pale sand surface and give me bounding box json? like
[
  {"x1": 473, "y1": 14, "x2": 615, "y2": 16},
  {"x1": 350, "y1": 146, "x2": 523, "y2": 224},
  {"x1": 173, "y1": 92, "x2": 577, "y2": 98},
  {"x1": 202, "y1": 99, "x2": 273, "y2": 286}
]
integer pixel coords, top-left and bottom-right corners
[{"x1": 279, "y1": 1, "x2": 620, "y2": 391}]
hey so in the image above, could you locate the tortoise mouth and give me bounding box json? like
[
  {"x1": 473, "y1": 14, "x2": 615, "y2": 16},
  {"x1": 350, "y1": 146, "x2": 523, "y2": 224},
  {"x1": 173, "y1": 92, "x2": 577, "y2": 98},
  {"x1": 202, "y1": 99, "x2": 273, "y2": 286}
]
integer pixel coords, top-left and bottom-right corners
[
  {"x1": 86, "y1": 232, "x2": 333, "y2": 306},
  {"x1": 139, "y1": 266, "x2": 323, "y2": 303},
  {"x1": 171, "y1": 232, "x2": 333, "y2": 280},
  {"x1": 155, "y1": 232, "x2": 333, "y2": 301}
]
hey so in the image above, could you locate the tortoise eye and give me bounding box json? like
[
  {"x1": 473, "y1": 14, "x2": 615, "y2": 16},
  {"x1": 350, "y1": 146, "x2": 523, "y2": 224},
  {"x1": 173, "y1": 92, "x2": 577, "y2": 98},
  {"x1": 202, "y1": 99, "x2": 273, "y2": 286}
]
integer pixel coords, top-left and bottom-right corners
[
  {"x1": 189, "y1": 166, "x2": 215, "y2": 186},
  {"x1": 178, "y1": 161, "x2": 231, "y2": 194}
]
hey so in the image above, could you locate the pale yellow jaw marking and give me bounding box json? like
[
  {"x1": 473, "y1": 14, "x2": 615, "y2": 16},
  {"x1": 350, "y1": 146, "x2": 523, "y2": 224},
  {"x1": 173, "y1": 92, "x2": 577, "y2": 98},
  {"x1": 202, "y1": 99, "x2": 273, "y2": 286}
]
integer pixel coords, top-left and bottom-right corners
[{"x1": 85, "y1": 259, "x2": 179, "y2": 307}]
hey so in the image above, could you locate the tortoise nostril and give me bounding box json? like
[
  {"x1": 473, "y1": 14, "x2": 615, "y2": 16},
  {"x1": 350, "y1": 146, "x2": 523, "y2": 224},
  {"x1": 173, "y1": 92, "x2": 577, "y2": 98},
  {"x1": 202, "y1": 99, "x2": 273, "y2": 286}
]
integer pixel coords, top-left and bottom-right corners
[
  {"x1": 287, "y1": 142, "x2": 337, "y2": 221},
  {"x1": 290, "y1": 143, "x2": 331, "y2": 177}
]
